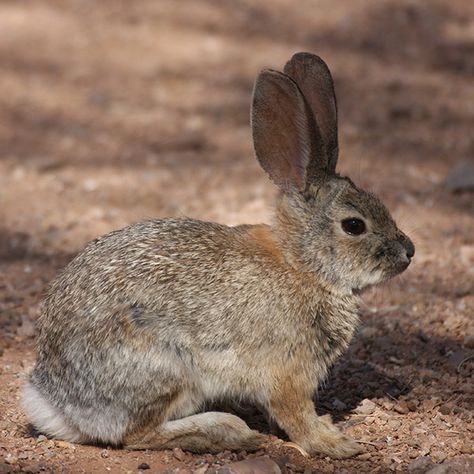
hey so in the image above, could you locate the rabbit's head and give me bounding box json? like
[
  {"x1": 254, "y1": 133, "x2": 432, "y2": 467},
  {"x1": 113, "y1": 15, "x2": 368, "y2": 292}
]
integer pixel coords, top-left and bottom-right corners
[{"x1": 252, "y1": 53, "x2": 414, "y2": 294}]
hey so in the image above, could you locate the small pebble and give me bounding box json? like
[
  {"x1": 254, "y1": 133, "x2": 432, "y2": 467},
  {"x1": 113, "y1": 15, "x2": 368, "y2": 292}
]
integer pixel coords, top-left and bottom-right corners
[
  {"x1": 4, "y1": 454, "x2": 18, "y2": 465},
  {"x1": 439, "y1": 404, "x2": 451, "y2": 415},
  {"x1": 216, "y1": 458, "x2": 281, "y2": 474},
  {"x1": 394, "y1": 401, "x2": 409, "y2": 414},
  {"x1": 55, "y1": 440, "x2": 70, "y2": 449},
  {"x1": 459, "y1": 444, "x2": 473, "y2": 454},
  {"x1": 444, "y1": 159, "x2": 474, "y2": 192},
  {"x1": 430, "y1": 449, "x2": 447, "y2": 463},
  {"x1": 355, "y1": 399, "x2": 377, "y2": 415},
  {"x1": 387, "y1": 419, "x2": 401, "y2": 429},
  {"x1": 406, "y1": 400, "x2": 418, "y2": 412},
  {"x1": 382, "y1": 400, "x2": 395, "y2": 411},
  {"x1": 138, "y1": 463, "x2": 150, "y2": 470},
  {"x1": 463, "y1": 335, "x2": 474, "y2": 349},
  {"x1": 407, "y1": 456, "x2": 434, "y2": 473},
  {"x1": 173, "y1": 447, "x2": 186, "y2": 461}
]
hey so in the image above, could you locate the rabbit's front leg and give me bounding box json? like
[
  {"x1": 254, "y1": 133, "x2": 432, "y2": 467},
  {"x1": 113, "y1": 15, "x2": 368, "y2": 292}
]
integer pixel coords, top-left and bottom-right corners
[{"x1": 267, "y1": 383, "x2": 362, "y2": 459}]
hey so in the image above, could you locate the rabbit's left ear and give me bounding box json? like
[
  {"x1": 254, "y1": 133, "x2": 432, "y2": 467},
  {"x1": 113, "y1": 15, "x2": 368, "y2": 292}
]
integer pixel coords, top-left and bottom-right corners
[
  {"x1": 251, "y1": 69, "x2": 327, "y2": 192},
  {"x1": 284, "y1": 53, "x2": 339, "y2": 173}
]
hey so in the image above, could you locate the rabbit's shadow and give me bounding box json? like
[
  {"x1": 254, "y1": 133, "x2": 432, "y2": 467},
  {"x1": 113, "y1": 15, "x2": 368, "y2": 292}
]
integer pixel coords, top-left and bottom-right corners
[{"x1": 317, "y1": 357, "x2": 410, "y2": 421}]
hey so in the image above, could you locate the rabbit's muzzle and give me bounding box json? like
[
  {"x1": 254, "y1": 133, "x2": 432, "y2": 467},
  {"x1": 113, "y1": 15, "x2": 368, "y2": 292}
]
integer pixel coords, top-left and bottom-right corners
[{"x1": 385, "y1": 234, "x2": 415, "y2": 276}]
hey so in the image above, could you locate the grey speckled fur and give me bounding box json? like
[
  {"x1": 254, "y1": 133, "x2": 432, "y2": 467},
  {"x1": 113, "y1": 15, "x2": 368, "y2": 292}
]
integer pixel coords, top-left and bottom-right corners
[{"x1": 23, "y1": 53, "x2": 414, "y2": 458}]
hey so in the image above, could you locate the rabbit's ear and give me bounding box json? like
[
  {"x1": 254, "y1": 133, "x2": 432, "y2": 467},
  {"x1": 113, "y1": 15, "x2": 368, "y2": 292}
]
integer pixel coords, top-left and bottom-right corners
[
  {"x1": 251, "y1": 69, "x2": 326, "y2": 192},
  {"x1": 284, "y1": 53, "x2": 338, "y2": 173}
]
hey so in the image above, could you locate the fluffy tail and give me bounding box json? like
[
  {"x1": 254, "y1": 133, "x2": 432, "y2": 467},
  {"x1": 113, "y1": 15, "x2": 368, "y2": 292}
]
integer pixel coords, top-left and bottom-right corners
[{"x1": 22, "y1": 381, "x2": 89, "y2": 443}]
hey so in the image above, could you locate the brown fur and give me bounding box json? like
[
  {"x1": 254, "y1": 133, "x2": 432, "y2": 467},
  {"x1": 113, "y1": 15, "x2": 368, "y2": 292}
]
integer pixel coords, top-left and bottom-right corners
[
  {"x1": 243, "y1": 224, "x2": 287, "y2": 265},
  {"x1": 22, "y1": 53, "x2": 414, "y2": 458}
]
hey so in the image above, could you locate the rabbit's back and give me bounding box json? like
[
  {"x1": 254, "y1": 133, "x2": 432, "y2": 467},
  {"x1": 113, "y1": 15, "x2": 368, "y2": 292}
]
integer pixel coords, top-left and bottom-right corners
[{"x1": 39, "y1": 218, "x2": 298, "y2": 344}]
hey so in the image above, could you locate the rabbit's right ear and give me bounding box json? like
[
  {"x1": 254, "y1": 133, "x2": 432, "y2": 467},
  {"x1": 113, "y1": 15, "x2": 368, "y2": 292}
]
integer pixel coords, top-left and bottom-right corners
[
  {"x1": 251, "y1": 69, "x2": 326, "y2": 192},
  {"x1": 284, "y1": 53, "x2": 338, "y2": 173}
]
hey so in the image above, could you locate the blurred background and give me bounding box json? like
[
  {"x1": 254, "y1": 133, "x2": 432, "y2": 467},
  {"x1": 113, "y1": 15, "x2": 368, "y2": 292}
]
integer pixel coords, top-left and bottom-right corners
[
  {"x1": 1, "y1": 0, "x2": 473, "y2": 240},
  {"x1": 0, "y1": 1, "x2": 473, "y2": 471}
]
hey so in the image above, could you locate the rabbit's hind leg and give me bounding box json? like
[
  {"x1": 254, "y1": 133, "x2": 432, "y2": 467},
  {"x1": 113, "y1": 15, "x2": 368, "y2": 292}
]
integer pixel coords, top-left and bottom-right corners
[{"x1": 124, "y1": 412, "x2": 266, "y2": 453}]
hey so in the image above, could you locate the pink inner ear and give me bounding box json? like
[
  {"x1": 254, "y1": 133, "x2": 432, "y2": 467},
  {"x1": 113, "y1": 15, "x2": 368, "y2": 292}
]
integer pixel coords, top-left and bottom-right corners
[{"x1": 251, "y1": 69, "x2": 317, "y2": 192}]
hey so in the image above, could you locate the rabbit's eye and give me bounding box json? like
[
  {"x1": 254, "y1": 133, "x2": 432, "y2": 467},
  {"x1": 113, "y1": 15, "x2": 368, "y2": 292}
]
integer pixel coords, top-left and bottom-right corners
[{"x1": 341, "y1": 218, "x2": 366, "y2": 236}]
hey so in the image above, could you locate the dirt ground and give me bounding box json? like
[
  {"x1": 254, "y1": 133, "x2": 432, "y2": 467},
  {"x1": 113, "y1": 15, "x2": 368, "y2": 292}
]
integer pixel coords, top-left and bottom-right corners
[{"x1": 0, "y1": 0, "x2": 473, "y2": 473}]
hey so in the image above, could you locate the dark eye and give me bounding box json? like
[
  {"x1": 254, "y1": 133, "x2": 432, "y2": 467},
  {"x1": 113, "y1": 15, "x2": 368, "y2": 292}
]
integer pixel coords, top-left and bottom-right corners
[{"x1": 341, "y1": 218, "x2": 366, "y2": 235}]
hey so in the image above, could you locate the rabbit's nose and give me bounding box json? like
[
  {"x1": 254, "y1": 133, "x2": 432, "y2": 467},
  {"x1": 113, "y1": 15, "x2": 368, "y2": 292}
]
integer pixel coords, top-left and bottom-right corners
[
  {"x1": 398, "y1": 234, "x2": 415, "y2": 260},
  {"x1": 405, "y1": 240, "x2": 415, "y2": 258},
  {"x1": 404, "y1": 239, "x2": 415, "y2": 259}
]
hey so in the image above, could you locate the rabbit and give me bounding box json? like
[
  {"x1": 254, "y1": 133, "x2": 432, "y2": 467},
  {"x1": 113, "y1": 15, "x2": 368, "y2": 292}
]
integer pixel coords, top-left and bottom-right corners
[{"x1": 22, "y1": 52, "x2": 414, "y2": 459}]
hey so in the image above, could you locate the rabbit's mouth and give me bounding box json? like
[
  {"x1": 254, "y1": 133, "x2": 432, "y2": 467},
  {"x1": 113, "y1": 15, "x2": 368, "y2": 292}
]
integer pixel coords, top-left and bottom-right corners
[
  {"x1": 349, "y1": 256, "x2": 411, "y2": 295},
  {"x1": 351, "y1": 267, "x2": 402, "y2": 296},
  {"x1": 385, "y1": 255, "x2": 413, "y2": 279}
]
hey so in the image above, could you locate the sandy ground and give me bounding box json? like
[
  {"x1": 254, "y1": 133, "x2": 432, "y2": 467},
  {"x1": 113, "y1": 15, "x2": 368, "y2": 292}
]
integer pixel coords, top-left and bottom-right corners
[{"x1": 0, "y1": 0, "x2": 473, "y2": 472}]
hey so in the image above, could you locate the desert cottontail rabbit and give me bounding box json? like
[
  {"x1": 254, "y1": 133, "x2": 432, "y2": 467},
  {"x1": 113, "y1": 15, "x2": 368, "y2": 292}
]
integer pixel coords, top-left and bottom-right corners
[{"x1": 23, "y1": 53, "x2": 414, "y2": 458}]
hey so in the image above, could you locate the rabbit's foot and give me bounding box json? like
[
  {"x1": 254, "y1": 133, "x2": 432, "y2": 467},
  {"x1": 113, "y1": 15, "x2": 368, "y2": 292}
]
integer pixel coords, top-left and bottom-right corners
[
  {"x1": 125, "y1": 411, "x2": 266, "y2": 453},
  {"x1": 306, "y1": 414, "x2": 363, "y2": 459}
]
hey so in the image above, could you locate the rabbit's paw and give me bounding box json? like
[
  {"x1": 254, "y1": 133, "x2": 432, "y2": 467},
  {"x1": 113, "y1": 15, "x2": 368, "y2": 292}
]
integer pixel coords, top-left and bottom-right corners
[
  {"x1": 216, "y1": 415, "x2": 267, "y2": 452},
  {"x1": 238, "y1": 430, "x2": 267, "y2": 452},
  {"x1": 316, "y1": 432, "x2": 363, "y2": 459},
  {"x1": 307, "y1": 417, "x2": 364, "y2": 459}
]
